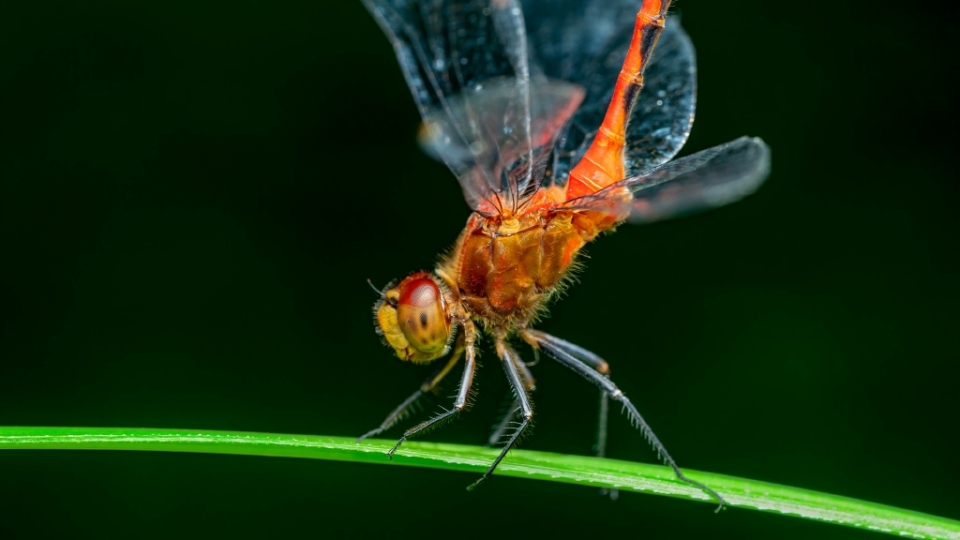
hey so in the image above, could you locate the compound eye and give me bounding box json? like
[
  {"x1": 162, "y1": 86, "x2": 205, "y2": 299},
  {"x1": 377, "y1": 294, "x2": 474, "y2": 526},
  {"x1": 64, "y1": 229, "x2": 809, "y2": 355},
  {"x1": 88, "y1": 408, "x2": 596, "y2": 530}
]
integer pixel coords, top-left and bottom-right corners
[{"x1": 397, "y1": 277, "x2": 449, "y2": 354}]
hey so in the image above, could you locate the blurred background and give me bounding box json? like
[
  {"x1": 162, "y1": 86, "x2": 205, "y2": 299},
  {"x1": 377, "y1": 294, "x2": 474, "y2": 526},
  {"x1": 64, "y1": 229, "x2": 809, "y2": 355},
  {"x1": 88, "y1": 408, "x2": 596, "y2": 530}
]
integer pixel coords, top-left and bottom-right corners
[{"x1": 1, "y1": 1, "x2": 957, "y2": 538}]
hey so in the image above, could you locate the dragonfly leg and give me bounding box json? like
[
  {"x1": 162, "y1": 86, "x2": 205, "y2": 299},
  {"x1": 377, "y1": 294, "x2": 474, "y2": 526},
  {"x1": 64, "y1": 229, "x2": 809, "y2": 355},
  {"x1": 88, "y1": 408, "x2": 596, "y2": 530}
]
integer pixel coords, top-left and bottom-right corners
[
  {"x1": 522, "y1": 329, "x2": 618, "y2": 498},
  {"x1": 467, "y1": 339, "x2": 534, "y2": 491},
  {"x1": 487, "y1": 350, "x2": 536, "y2": 446},
  {"x1": 521, "y1": 330, "x2": 610, "y2": 453},
  {"x1": 522, "y1": 329, "x2": 726, "y2": 511},
  {"x1": 387, "y1": 320, "x2": 477, "y2": 458},
  {"x1": 357, "y1": 332, "x2": 465, "y2": 442},
  {"x1": 487, "y1": 397, "x2": 520, "y2": 447}
]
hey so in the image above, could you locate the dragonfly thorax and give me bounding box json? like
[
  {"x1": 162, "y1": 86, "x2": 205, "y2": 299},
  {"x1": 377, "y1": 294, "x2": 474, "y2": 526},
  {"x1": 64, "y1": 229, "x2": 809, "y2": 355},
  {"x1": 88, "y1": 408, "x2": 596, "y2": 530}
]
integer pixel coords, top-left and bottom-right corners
[{"x1": 437, "y1": 208, "x2": 616, "y2": 333}]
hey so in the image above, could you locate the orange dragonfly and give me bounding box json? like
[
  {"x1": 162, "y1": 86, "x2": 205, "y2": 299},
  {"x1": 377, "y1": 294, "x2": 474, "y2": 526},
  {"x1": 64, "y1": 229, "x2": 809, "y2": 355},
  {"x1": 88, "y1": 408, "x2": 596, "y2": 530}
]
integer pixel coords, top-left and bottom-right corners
[{"x1": 359, "y1": 0, "x2": 770, "y2": 508}]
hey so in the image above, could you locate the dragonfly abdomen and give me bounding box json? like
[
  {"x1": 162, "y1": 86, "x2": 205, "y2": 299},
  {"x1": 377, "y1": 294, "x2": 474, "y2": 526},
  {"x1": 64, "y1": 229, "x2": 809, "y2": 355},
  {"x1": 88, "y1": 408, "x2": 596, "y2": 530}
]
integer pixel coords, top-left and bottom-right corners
[{"x1": 565, "y1": 0, "x2": 671, "y2": 201}]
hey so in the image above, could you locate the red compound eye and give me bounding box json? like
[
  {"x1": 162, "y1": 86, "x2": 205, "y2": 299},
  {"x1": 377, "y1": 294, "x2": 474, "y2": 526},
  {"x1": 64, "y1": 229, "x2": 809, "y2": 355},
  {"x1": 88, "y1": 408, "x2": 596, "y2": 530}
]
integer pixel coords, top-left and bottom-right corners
[{"x1": 396, "y1": 274, "x2": 449, "y2": 354}]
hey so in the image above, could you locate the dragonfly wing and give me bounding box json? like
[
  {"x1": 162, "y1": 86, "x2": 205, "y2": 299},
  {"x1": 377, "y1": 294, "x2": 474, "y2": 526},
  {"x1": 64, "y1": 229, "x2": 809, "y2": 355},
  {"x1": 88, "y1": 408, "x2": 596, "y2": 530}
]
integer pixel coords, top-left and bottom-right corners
[
  {"x1": 418, "y1": 78, "x2": 584, "y2": 211},
  {"x1": 520, "y1": 0, "x2": 696, "y2": 186},
  {"x1": 363, "y1": 0, "x2": 579, "y2": 212},
  {"x1": 363, "y1": 0, "x2": 523, "y2": 119},
  {"x1": 575, "y1": 137, "x2": 770, "y2": 223},
  {"x1": 623, "y1": 18, "x2": 696, "y2": 176}
]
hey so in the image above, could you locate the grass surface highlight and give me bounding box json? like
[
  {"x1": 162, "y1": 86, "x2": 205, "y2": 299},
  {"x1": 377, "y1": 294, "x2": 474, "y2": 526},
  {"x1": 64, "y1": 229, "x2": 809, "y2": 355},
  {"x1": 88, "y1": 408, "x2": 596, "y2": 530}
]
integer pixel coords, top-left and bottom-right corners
[{"x1": 1, "y1": 426, "x2": 957, "y2": 539}]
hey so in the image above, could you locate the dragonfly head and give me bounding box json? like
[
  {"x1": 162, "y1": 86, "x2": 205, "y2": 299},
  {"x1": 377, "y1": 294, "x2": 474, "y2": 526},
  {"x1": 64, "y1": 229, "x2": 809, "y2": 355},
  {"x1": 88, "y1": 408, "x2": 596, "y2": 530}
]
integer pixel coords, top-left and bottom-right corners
[{"x1": 373, "y1": 272, "x2": 455, "y2": 364}]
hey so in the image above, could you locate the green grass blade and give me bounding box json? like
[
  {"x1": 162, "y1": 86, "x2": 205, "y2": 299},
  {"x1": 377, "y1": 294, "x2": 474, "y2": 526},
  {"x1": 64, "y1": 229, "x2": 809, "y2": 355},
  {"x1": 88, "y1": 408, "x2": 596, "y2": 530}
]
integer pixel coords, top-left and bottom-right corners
[{"x1": 1, "y1": 426, "x2": 957, "y2": 539}]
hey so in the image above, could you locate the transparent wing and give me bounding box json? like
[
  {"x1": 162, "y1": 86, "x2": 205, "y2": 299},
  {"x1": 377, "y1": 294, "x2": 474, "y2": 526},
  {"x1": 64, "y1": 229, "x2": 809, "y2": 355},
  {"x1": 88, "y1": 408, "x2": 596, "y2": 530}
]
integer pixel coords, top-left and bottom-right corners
[
  {"x1": 418, "y1": 78, "x2": 584, "y2": 211},
  {"x1": 363, "y1": 0, "x2": 697, "y2": 212},
  {"x1": 519, "y1": 0, "x2": 696, "y2": 186},
  {"x1": 572, "y1": 137, "x2": 771, "y2": 223},
  {"x1": 364, "y1": 0, "x2": 575, "y2": 213},
  {"x1": 623, "y1": 19, "x2": 697, "y2": 176},
  {"x1": 363, "y1": 0, "x2": 524, "y2": 121}
]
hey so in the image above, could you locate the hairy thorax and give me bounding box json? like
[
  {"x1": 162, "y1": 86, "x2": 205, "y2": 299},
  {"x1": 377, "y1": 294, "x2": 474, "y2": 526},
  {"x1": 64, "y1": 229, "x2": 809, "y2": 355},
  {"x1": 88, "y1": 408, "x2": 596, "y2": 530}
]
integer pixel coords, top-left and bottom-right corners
[{"x1": 437, "y1": 207, "x2": 622, "y2": 333}]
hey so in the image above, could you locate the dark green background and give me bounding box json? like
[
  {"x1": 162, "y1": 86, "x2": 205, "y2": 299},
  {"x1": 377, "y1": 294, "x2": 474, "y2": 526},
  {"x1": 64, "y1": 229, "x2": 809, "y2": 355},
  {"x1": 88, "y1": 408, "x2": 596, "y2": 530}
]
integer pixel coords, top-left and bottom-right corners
[{"x1": 1, "y1": 1, "x2": 957, "y2": 538}]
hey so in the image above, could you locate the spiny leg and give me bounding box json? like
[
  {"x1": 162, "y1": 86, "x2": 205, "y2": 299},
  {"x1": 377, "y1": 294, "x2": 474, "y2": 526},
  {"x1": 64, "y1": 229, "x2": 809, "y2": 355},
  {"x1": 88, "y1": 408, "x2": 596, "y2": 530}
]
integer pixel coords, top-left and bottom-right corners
[
  {"x1": 487, "y1": 351, "x2": 536, "y2": 446},
  {"x1": 387, "y1": 322, "x2": 477, "y2": 458},
  {"x1": 523, "y1": 329, "x2": 617, "y2": 498},
  {"x1": 523, "y1": 329, "x2": 726, "y2": 512},
  {"x1": 357, "y1": 333, "x2": 465, "y2": 442},
  {"x1": 523, "y1": 330, "x2": 611, "y2": 457},
  {"x1": 467, "y1": 341, "x2": 534, "y2": 491},
  {"x1": 488, "y1": 396, "x2": 520, "y2": 447},
  {"x1": 595, "y1": 388, "x2": 618, "y2": 500},
  {"x1": 597, "y1": 389, "x2": 610, "y2": 458}
]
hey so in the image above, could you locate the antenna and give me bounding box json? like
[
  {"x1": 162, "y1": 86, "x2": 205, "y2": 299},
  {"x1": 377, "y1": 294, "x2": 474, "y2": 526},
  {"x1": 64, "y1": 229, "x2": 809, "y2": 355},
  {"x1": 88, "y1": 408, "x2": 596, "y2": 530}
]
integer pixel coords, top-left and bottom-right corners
[{"x1": 366, "y1": 278, "x2": 385, "y2": 297}]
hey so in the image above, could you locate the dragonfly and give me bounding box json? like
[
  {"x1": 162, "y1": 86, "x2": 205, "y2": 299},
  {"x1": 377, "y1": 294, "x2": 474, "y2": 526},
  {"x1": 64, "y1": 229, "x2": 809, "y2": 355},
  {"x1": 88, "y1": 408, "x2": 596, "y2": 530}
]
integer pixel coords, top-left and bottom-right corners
[{"x1": 358, "y1": 0, "x2": 770, "y2": 509}]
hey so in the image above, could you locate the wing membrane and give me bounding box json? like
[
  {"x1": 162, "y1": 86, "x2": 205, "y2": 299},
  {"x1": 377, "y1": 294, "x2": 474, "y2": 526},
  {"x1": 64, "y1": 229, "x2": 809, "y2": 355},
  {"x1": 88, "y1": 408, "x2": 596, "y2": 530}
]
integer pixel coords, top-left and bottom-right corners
[
  {"x1": 364, "y1": 0, "x2": 698, "y2": 212},
  {"x1": 573, "y1": 137, "x2": 771, "y2": 223},
  {"x1": 623, "y1": 19, "x2": 696, "y2": 175},
  {"x1": 364, "y1": 0, "x2": 563, "y2": 211},
  {"x1": 521, "y1": 1, "x2": 696, "y2": 186},
  {"x1": 418, "y1": 78, "x2": 584, "y2": 210}
]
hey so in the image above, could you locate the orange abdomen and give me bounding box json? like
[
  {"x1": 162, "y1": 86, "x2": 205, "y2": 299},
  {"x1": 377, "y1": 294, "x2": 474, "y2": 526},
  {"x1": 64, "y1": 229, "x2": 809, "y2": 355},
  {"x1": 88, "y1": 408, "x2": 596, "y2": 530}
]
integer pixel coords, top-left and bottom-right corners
[{"x1": 565, "y1": 0, "x2": 669, "y2": 200}]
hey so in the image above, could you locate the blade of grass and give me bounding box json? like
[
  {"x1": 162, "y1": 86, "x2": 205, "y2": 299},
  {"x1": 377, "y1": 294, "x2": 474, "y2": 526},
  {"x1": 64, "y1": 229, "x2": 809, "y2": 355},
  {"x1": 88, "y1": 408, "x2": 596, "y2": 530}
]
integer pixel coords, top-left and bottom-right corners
[{"x1": 1, "y1": 426, "x2": 957, "y2": 539}]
